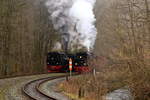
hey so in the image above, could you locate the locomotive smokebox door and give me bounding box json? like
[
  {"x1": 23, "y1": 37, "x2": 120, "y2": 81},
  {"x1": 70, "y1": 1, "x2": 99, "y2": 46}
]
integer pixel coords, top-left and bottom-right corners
[{"x1": 62, "y1": 33, "x2": 70, "y2": 53}]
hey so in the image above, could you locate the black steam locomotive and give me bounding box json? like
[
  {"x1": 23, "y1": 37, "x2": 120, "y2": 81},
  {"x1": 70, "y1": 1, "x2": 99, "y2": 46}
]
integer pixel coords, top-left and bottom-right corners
[{"x1": 46, "y1": 52, "x2": 90, "y2": 73}]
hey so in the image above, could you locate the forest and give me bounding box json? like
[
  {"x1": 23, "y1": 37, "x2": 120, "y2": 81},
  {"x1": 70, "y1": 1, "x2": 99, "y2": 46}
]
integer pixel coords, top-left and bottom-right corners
[
  {"x1": 60, "y1": 0, "x2": 150, "y2": 100},
  {"x1": 0, "y1": 0, "x2": 149, "y2": 99},
  {"x1": 0, "y1": 0, "x2": 59, "y2": 77}
]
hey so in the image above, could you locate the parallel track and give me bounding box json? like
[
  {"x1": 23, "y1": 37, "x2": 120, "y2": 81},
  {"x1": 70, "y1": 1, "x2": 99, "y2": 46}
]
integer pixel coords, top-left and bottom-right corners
[{"x1": 22, "y1": 75, "x2": 68, "y2": 100}]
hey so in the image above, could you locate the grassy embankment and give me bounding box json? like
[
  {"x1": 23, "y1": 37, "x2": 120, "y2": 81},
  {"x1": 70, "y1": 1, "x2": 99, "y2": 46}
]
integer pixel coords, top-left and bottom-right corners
[{"x1": 58, "y1": 57, "x2": 150, "y2": 100}]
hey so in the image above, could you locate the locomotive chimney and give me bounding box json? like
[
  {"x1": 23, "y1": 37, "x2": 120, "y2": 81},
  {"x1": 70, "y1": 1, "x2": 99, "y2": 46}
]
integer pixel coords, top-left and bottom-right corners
[{"x1": 62, "y1": 33, "x2": 70, "y2": 53}]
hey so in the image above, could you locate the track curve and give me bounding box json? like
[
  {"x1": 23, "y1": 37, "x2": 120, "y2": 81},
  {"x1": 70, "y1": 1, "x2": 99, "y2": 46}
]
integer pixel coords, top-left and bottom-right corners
[{"x1": 22, "y1": 75, "x2": 68, "y2": 100}]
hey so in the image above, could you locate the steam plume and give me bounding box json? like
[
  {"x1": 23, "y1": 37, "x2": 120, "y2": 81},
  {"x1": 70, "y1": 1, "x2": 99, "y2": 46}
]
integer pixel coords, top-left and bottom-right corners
[{"x1": 46, "y1": 0, "x2": 97, "y2": 52}]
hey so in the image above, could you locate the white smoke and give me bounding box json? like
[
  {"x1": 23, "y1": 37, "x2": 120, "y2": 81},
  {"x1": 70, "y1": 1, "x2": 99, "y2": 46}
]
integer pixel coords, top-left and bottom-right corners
[
  {"x1": 46, "y1": 0, "x2": 97, "y2": 52},
  {"x1": 52, "y1": 42, "x2": 62, "y2": 51}
]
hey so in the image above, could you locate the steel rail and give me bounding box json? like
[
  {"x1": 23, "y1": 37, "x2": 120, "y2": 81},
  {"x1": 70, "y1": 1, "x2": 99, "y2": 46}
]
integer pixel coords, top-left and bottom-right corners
[{"x1": 22, "y1": 75, "x2": 68, "y2": 100}]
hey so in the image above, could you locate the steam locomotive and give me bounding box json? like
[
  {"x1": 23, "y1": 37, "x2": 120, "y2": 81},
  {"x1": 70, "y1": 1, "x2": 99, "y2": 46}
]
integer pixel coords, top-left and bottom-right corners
[{"x1": 46, "y1": 52, "x2": 90, "y2": 73}]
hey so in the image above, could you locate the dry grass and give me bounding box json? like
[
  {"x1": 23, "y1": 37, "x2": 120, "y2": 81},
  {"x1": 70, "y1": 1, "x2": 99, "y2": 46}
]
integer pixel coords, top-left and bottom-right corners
[
  {"x1": 58, "y1": 57, "x2": 150, "y2": 100},
  {"x1": 126, "y1": 61, "x2": 150, "y2": 100}
]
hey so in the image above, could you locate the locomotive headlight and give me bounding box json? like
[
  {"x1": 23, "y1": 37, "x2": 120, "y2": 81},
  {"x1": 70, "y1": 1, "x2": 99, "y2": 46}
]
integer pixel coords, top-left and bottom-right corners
[{"x1": 75, "y1": 63, "x2": 78, "y2": 66}]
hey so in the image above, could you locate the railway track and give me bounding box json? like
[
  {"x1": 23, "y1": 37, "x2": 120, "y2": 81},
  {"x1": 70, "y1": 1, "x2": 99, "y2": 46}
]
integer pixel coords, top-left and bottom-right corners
[{"x1": 22, "y1": 75, "x2": 68, "y2": 100}]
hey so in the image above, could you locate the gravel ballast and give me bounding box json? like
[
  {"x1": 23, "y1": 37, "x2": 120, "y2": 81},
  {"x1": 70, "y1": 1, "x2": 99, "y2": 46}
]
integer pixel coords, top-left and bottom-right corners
[
  {"x1": 0, "y1": 73, "x2": 64, "y2": 100},
  {"x1": 39, "y1": 77, "x2": 70, "y2": 100}
]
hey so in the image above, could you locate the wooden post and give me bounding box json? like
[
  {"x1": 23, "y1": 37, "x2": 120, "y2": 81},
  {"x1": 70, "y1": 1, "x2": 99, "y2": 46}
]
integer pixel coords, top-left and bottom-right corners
[
  {"x1": 66, "y1": 75, "x2": 69, "y2": 81},
  {"x1": 78, "y1": 87, "x2": 85, "y2": 98}
]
